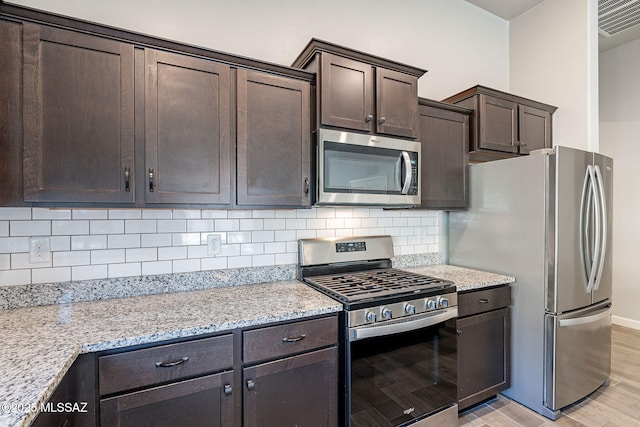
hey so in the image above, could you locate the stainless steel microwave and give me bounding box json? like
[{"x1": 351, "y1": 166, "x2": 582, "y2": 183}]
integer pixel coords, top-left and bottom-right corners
[{"x1": 316, "y1": 129, "x2": 421, "y2": 206}]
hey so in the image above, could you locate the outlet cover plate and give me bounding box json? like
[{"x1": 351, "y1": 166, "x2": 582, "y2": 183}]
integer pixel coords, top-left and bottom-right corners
[
  {"x1": 30, "y1": 237, "x2": 51, "y2": 263},
  {"x1": 207, "y1": 234, "x2": 222, "y2": 256}
]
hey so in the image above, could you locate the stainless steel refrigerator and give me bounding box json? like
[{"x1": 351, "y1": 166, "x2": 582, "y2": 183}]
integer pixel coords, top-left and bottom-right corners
[{"x1": 449, "y1": 146, "x2": 612, "y2": 420}]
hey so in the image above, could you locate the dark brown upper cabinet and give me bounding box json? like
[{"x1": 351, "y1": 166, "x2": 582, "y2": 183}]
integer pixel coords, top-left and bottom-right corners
[
  {"x1": 236, "y1": 70, "x2": 311, "y2": 208},
  {"x1": 22, "y1": 23, "x2": 135, "y2": 203},
  {"x1": 417, "y1": 99, "x2": 470, "y2": 210},
  {"x1": 292, "y1": 39, "x2": 425, "y2": 139},
  {"x1": 443, "y1": 85, "x2": 557, "y2": 162},
  {"x1": 145, "y1": 49, "x2": 231, "y2": 205}
]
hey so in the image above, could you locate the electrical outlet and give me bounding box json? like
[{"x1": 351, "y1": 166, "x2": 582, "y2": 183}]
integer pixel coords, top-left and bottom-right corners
[
  {"x1": 30, "y1": 237, "x2": 51, "y2": 263},
  {"x1": 419, "y1": 227, "x2": 429, "y2": 243},
  {"x1": 207, "y1": 234, "x2": 222, "y2": 256}
]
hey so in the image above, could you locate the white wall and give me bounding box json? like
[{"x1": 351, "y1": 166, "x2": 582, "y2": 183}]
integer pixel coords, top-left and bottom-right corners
[
  {"x1": 509, "y1": 0, "x2": 599, "y2": 152},
  {"x1": 9, "y1": 0, "x2": 509, "y2": 100},
  {"x1": 599, "y1": 38, "x2": 640, "y2": 330}
]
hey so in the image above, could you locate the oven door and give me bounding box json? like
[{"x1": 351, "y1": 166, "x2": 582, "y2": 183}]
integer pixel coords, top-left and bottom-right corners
[
  {"x1": 347, "y1": 309, "x2": 458, "y2": 426},
  {"x1": 318, "y1": 129, "x2": 420, "y2": 206}
]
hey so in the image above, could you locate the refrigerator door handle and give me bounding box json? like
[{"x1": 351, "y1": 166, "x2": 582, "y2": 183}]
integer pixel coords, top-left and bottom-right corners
[
  {"x1": 593, "y1": 165, "x2": 607, "y2": 291},
  {"x1": 586, "y1": 165, "x2": 601, "y2": 293},
  {"x1": 557, "y1": 306, "x2": 611, "y2": 327},
  {"x1": 579, "y1": 167, "x2": 591, "y2": 291}
]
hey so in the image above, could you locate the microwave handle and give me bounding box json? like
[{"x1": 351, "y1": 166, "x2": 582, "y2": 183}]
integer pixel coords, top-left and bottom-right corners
[{"x1": 400, "y1": 151, "x2": 412, "y2": 195}]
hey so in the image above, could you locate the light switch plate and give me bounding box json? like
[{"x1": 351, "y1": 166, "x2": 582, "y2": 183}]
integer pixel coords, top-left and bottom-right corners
[{"x1": 30, "y1": 237, "x2": 51, "y2": 263}]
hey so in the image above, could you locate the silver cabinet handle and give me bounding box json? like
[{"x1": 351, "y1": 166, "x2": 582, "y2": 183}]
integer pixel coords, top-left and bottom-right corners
[
  {"x1": 365, "y1": 114, "x2": 373, "y2": 122},
  {"x1": 478, "y1": 299, "x2": 489, "y2": 304},
  {"x1": 155, "y1": 356, "x2": 189, "y2": 368},
  {"x1": 282, "y1": 334, "x2": 306, "y2": 343},
  {"x1": 149, "y1": 168, "x2": 155, "y2": 193},
  {"x1": 224, "y1": 384, "x2": 232, "y2": 396},
  {"x1": 124, "y1": 167, "x2": 131, "y2": 192},
  {"x1": 379, "y1": 117, "x2": 386, "y2": 124},
  {"x1": 246, "y1": 379, "x2": 255, "y2": 391}
]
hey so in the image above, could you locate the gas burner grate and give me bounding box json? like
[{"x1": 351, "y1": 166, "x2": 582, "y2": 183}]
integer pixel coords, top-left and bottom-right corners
[{"x1": 304, "y1": 268, "x2": 452, "y2": 303}]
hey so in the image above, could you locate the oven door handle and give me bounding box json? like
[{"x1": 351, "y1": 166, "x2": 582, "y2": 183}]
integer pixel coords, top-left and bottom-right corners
[{"x1": 348, "y1": 307, "x2": 458, "y2": 342}]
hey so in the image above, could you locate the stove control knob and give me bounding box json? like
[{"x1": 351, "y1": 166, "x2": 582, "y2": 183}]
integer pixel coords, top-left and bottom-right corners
[
  {"x1": 438, "y1": 297, "x2": 449, "y2": 308},
  {"x1": 426, "y1": 299, "x2": 437, "y2": 310},
  {"x1": 404, "y1": 304, "x2": 416, "y2": 315},
  {"x1": 366, "y1": 311, "x2": 377, "y2": 323},
  {"x1": 381, "y1": 308, "x2": 392, "y2": 320}
]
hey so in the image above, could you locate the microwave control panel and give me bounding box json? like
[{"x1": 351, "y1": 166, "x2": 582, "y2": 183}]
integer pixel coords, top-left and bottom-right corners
[{"x1": 408, "y1": 153, "x2": 419, "y2": 195}]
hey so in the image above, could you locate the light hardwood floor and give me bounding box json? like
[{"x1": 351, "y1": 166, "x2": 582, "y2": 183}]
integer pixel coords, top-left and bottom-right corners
[{"x1": 458, "y1": 325, "x2": 640, "y2": 426}]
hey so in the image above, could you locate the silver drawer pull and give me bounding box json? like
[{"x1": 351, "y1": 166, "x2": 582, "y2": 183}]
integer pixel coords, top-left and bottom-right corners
[
  {"x1": 155, "y1": 356, "x2": 189, "y2": 368},
  {"x1": 282, "y1": 334, "x2": 306, "y2": 343},
  {"x1": 478, "y1": 299, "x2": 490, "y2": 304}
]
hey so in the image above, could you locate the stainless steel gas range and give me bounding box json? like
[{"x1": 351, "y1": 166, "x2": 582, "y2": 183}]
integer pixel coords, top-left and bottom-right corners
[{"x1": 298, "y1": 235, "x2": 459, "y2": 427}]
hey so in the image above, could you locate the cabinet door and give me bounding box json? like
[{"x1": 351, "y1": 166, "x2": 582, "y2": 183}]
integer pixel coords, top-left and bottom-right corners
[
  {"x1": 376, "y1": 68, "x2": 418, "y2": 138},
  {"x1": 457, "y1": 307, "x2": 510, "y2": 410},
  {"x1": 145, "y1": 49, "x2": 231, "y2": 204},
  {"x1": 243, "y1": 347, "x2": 337, "y2": 427},
  {"x1": 518, "y1": 104, "x2": 552, "y2": 154},
  {"x1": 417, "y1": 104, "x2": 468, "y2": 209},
  {"x1": 320, "y1": 53, "x2": 373, "y2": 132},
  {"x1": 101, "y1": 371, "x2": 234, "y2": 427},
  {"x1": 479, "y1": 94, "x2": 518, "y2": 154},
  {"x1": 237, "y1": 70, "x2": 310, "y2": 207},
  {"x1": 23, "y1": 24, "x2": 135, "y2": 203}
]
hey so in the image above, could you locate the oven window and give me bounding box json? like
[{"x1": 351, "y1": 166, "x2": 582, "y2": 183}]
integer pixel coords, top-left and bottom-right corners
[
  {"x1": 349, "y1": 320, "x2": 457, "y2": 426},
  {"x1": 324, "y1": 141, "x2": 403, "y2": 194}
]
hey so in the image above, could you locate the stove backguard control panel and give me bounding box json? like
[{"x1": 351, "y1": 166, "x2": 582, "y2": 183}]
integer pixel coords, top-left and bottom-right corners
[{"x1": 336, "y1": 241, "x2": 366, "y2": 253}]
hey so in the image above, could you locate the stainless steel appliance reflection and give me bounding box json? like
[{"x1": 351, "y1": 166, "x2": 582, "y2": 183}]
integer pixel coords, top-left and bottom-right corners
[{"x1": 298, "y1": 236, "x2": 458, "y2": 426}]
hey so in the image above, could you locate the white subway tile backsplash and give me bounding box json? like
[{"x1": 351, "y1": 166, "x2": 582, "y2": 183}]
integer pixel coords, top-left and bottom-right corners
[
  {"x1": 125, "y1": 220, "x2": 157, "y2": 234},
  {"x1": 158, "y1": 246, "x2": 187, "y2": 261},
  {"x1": 0, "y1": 254, "x2": 9, "y2": 270},
  {"x1": 52, "y1": 220, "x2": 89, "y2": 236},
  {"x1": 53, "y1": 251, "x2": 90, "y2": 267},
  {"x1": 0, "y1": 206, "x2": 440, "y2": 288},
  {"x1": 187, "y1": 220, "x2": 214, "y2": 233},
  {"x1": 0, "y1": 237, "x2": 30, "y2": 253},
  {"x1": 201, "y1": 257, "x2": 227, "y2": 271},
  {"x1": 173, "y1": 259, "x2": 200, "y2": 273},
  {"x1": 10, "y1": 221, "x2": 51, "y2": 237},
  {"x1": 109, "y1": 209, "x2": 142, "y2": 220},
  {"x1": 91, "y1": 249, "x2": 126, "y2": 265},
  {"x1": 108, "y1": 262, "x2": 141, "y2": 278},
  {"x1": 157, "y1": 220, "x2": 186, "y2": 233},
  {"x1": 141, "y1": 261, "x2": 172, "y2": 276},
  {"x1": 251, "y1": 231, "x2": 274, "y2": 243},
  {"x1": 172, "y1": 233, "x2": 201, "y2": 246},
  {"x1": 126, "y1": 248, "x2": 158, "y2": 263},
  {"x1": 32, "y1": 267, "x2": 71, "y2": 284},
  {"x1": 72, "y1": 265, "x2": 108, "y2": 281},
  {"x1": 252, "y1": 254, "x2": 275, "y2": 267},
  {"x1": 11, "y1": 253, "x2": 52, "y2": 269},
  {"x1": 0, "y1": 269, "x2": 31, "y2": 286},
  {"x1": 215, "y1": 219, "x2": 239, "y2": 232},
  {"x1": 90, "y1": 220, "x2": 124, "y2": 235},
  {"x1": 142, "y1": 210, "x2": 173, "y2": 219},
  {"x1": 141, "y1": 233, "x2": 172, "y2": 248},
  {"x1": 228, "y1": 256, "x2": 252, "y2": 268},
  {"x1": 0, "y1": 208, "x2": 31, "y2": 220},
  {"x1": 108, "y1": 234, "x2": 141, "y2": 249},
  {"x1": 72, "y1": 209, "x2": 108, "y2": 220},
  {"x1": 71, "y1": 235, "x2": 107, "y2": 251},
  {"x1": 32, "y1": 208, "x2": 72, "y2": 220}
]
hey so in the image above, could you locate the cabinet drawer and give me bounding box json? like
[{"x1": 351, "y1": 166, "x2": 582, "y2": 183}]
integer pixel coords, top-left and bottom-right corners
[
  {"x1": 458, "y1": 286, "x2": 511, "y2": 317},
  {"x1": 243, "y1": 316, "x2": 337, "y2": 364},
  {"x1": 100, "y1": 334, "x2": 233, "y2": 396}
]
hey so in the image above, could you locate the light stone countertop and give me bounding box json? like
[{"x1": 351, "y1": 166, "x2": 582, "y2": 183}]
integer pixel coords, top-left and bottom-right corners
[
  {"x1": 0, "y1": 280, "x2": 341, "y2": 427},
  {"x1": 403, "y1": 264, "x2": 515, "y2": 291},
  {"x1": 0, "y1": 263, "x2": 513, "y2": 427}
]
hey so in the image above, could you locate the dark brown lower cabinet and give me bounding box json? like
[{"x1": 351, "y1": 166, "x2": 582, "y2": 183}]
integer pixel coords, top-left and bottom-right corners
[
  {"x1": 100, "y1": 371, "x2": 234, "y2": 426},
  {"x1": 243, "y1": 347, "x2": 337, "y2": 427},
  {"x1": 456, "y1": 286, "x2": 511, "y2": 411}
]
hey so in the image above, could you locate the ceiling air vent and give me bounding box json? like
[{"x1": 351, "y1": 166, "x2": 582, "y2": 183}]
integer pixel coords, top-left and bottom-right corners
[{"x1": 599, "y1": 0, "x2": 640, "y2": 37}]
